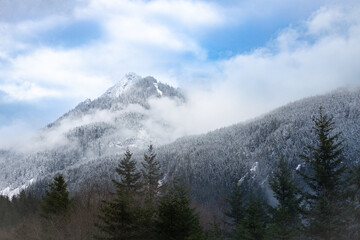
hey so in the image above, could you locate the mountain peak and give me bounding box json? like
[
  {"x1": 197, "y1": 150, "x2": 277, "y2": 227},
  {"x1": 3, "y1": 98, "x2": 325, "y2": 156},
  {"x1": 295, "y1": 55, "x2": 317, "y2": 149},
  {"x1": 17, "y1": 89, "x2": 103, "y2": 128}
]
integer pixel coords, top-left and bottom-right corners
[
  {"x1": 102, "y1": 72, "x2": 142, "y2": 98},
  {"x1": 125, "y1": 72, "x2": 141, "y2": 80}
]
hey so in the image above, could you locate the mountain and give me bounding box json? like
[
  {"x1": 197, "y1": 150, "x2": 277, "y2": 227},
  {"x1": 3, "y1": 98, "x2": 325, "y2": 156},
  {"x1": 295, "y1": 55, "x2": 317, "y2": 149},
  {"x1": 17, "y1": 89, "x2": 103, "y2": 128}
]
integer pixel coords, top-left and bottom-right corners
[
  {"x1": 1, "y1": 74, "x2": 359, "y2": 206},
  {"x1": 58, "y1": 88, "x2": 360, "y2": 205},
  {"x1": 0, "y1": 73, "x2": 185, "y2": 198}
]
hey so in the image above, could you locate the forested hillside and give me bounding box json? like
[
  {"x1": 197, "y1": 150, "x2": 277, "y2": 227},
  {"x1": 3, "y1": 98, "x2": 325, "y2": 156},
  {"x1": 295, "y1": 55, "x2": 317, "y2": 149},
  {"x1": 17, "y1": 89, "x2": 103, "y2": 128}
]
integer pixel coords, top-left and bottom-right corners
[{"x1": 56, "y1": 88, "x2": 360, "y2": 207}]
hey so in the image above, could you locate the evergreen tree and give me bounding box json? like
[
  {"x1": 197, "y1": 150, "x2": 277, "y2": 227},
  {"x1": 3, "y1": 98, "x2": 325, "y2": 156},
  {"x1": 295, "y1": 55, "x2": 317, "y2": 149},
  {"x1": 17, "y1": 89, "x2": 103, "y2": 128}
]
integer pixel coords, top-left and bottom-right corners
[
  {"x1": 155, "y1": 181, "x2": 203, "y2": 240},
  {"x1": 96, "y1": 187, "x2": 139, "y2": 240},
  {"x1": 346, "y1": 161, "x2": 360, "y2": 239},
  {"x1": 139, "y1": 145, "x2": 163, "y2": 240},
  {"x1": 204, "y1": 217, "x2": 226, "y2": 240},
  {"x1": 96, "y1": 150, "x2": 142, "y2": 240},
  {"x1": 40, "y1": 174, "x2": 72, "y2": 218},
  {"x1": 113, "y1": 150, "x2": 141, "y2": 193},
  {"x1": 233, "y1": 194, "x2": 269, "y2": 240},
  {"x1": 141, "y1": 144, "x2": 163, "y2": 202},
  {"x1": 226, "y1": 181, "x2": 246, "y2": 227},
  {"x1": 299, "y1": 107, "x2": 348, "y2": 240},
  {"x1": 266, "y1": 157, "x2": 303, "y2": 240}
]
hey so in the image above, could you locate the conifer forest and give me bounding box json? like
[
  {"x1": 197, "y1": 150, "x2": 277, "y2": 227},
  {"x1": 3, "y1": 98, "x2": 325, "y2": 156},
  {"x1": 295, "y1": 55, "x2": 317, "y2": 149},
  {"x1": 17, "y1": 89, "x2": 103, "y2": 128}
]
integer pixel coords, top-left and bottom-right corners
[{"x1": 1, "y1": 107, "x2": 360, "y2": 240}]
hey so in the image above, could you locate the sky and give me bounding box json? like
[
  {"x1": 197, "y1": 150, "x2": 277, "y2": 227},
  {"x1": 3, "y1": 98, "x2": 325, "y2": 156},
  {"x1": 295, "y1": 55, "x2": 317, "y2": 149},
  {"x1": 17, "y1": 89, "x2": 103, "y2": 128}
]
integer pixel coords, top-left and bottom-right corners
[{"x1": 0, "y1": 0, "x2": 360, "y2": 141}]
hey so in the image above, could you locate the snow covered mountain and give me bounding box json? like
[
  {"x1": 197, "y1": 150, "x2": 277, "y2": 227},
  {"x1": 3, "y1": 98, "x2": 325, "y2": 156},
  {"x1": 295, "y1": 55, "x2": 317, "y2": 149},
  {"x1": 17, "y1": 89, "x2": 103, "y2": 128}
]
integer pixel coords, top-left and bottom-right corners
[
  {"x1": 57, "y1": 88, "x2": 360, "y2": 204},
  {"x1": 1, "y1": 74, "x2": 359, "y2": 205},
  {"x1": 0, "y1": 73, "x2": 185, "y2": 198}
]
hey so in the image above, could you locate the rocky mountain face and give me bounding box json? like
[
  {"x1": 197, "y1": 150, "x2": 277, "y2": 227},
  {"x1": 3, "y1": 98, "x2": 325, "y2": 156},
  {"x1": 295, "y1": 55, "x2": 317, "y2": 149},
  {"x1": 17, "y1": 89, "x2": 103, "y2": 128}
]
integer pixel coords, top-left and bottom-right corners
[{"x1": 0, "y1": 73, "x2": 185, "y2": 197}]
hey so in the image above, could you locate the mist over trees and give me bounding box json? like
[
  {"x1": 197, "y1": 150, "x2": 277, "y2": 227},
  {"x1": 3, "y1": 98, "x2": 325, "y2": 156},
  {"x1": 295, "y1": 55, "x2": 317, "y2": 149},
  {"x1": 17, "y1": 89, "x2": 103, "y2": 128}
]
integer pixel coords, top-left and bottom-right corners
[{"x1": 0, "y1": 100, "x2": 360, "y2": 240}]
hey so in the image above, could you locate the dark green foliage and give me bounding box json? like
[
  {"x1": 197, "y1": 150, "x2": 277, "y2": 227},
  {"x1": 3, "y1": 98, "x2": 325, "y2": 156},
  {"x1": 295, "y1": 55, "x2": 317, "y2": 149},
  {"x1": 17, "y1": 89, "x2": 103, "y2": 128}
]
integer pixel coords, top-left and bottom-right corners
[
  {"x1": 155, "y1": 182, "x2": 204, "y2": 240},
  {"x1": 226, "y1": 181, "x2": 246, "y2": 227},
  {"x1": 233, "y1": 195, "x2": 269, "y2": 240},
  {"x1": 204, "y1": 217, "x2": 226, "y2": 240},
  {"x1": 138, "y1": 145, "x2": 163, "y2": 240},
  {"x1": 299, "y1": 107, "x2": 348, "y2": 240},
  {"x1": 96, "y1": 188, "x2": 139, "y2": 240},
  {"x1": 346, "y1": 162, "x2": 360, "y2": 239},
  {"x1": 267, "y1": 157, "x2": 303, "y2": 240},
  {"x1": 40, "y1": 174, "x2": 72, "y2": 218},
  {"x1": 141, "y1": 144, "x2": 163, "y2": 202},
  {"x1": 113, "y1": 150, "x2": 141, "y2": 193},
  {"x1": 96, "y1": 150, "x2": 142, "y2": 240}
]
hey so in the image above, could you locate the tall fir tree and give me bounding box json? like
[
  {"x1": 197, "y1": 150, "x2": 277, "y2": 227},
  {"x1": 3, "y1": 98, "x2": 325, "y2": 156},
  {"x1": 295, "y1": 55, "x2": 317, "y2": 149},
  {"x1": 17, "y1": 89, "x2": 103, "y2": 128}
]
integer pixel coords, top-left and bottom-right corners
[
  {"x1": 346, "y1": 161, "x2": 360, "y2": 239},
  {"x1": 40, "y1": 174, "x2": 72, "y2": 218},
  {"x1": 299, "y1": 107, "x2": 348, "y2": 240},
  {"x1": 141, "y1": 144, "x2": 163, "y2": 203},
  {"x1": 233, "y1": 194, "x2": 269, "y2": 240},
  {"x1": 96, "y1": 186, "x2": 139, "y2": 240},
  {"x1": 96, "y1": 150, "x2": 142, "y2": 240},
  {"x1": 155, "y1": 181, "x2": 203, "y2": 240},
  {"x1": 114, "y1": 150, "x2": 141, "y2": 193},
  {"x1": 139, "y1": 145, "x2": 163, "y2": 240},
  {"x1": 266, "y1": 157, "x2": 303, "y2": 240},
  {"x1": 226, "y1": 180, "x2": 247, "y2": 227}
]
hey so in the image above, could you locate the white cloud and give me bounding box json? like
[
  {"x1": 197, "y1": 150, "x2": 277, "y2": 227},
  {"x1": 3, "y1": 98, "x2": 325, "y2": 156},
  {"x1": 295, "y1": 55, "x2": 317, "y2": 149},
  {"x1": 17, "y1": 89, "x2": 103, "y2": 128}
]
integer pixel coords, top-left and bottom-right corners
[
  {"x1": 146, "y1": 0, "x2": 223, "y2": 27},
  {"x1": 0, "y1": 82, "x2": 61, "y2": 101},
  {"x1": 105, "y1": 15, "x2": 198, "y2": 52},
  {"x1": 0, "y1": 0, "x2": 225, "y2": 102},
  {"x1": 0, "y1": 48, "x2": 113, "y2": 101},
  {"x1": 210, "y1": 3, "x2": 360, "y2": 119},
  {"x1": 143, "y1": 3, "x2": 360, "y2": 135},
  {"x1": 83, "y1": 0, "x2": 223, "y2": 27},
  {"x1": 0, "y1": 0, "x2": 359, "y2": 141}
]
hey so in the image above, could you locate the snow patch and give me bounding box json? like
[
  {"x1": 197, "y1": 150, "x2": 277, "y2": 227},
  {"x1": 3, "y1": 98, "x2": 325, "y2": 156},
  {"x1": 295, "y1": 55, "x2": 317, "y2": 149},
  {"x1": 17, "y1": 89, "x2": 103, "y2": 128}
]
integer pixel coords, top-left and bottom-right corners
[
  {"x1": 296, "y1": 164, "x2": 302, "y2": 171},
  {"x1": 153, "y1": 82, "x2": 163, "y2": 96},
  {"x1": 250, "y1": 161, "x2": 258, "y2": 172},
  {"x1": 158, "y1": 174, "x2": 166, "y2": 187},
  {"x1": 0, "y1": 178, "x2": 35, "y2": 199},
  {"x1": 260, "y1": 177, "x2": 267, "y2": 186},
  {"x1": 238, "y1": 173, "x2": 248, "y2": 186},
  {"x1": 102, "y1": 72, "x2": 142, "y2": 98}
]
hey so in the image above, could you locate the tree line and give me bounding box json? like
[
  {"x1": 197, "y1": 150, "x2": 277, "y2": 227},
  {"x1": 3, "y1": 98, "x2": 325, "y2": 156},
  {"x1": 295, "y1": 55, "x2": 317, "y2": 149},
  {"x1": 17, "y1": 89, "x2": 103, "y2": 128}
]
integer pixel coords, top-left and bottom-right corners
[
  {"x1": 0, "y1": 107, "x2": 360, "y2": 240},
  {"x1": 225, "y1": 107, "x2": 360, "y2": 240}
]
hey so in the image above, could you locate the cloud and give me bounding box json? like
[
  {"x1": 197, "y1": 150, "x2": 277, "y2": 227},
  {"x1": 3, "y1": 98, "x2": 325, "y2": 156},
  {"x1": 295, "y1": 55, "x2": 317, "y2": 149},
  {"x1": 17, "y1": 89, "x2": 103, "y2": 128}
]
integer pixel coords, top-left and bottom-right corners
[
  {"x1": 211, "y1": 3, "x2": 360, "y2": 119},
  {"x1": 0, "y1": 120, "x2": 35, "y2": 149},
  {"x1": 144, "y1": 3, "x2": 360, "y2": 136},
  {"x1": 0, "y1": 0, "x2": 360, "y2": 146},
  {"x1": 0, "y1": 81, "x2": 62, "y2": 101},
  {"x1": 0, "y1": 0, "x2": 226, "y2": 103}
]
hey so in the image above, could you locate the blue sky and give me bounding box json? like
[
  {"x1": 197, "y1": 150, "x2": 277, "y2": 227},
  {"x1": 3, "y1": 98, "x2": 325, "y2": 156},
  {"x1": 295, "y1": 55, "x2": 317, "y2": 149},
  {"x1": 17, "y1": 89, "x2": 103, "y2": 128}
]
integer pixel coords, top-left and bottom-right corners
[{"x1": 0, "y1": 0, "x2": 360, "y2": 140}]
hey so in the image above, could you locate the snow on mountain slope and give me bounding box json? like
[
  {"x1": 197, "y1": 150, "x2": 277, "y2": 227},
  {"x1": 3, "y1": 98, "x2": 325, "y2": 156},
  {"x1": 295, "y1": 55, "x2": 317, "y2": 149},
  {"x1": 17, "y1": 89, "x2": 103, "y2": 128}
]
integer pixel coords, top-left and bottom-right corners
[
  {"x1": 1, "y1": 75, "x2": 359, "y2": 205},
  {"x1": 0, "y1": 73, "x2": 185, "y2": 197},
  {"x1": 60, "y1": 88, "x2": 360, "y2": 204},
  {"x1": 102, "y1": 72, "x2": 142, "y2": 98}
]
